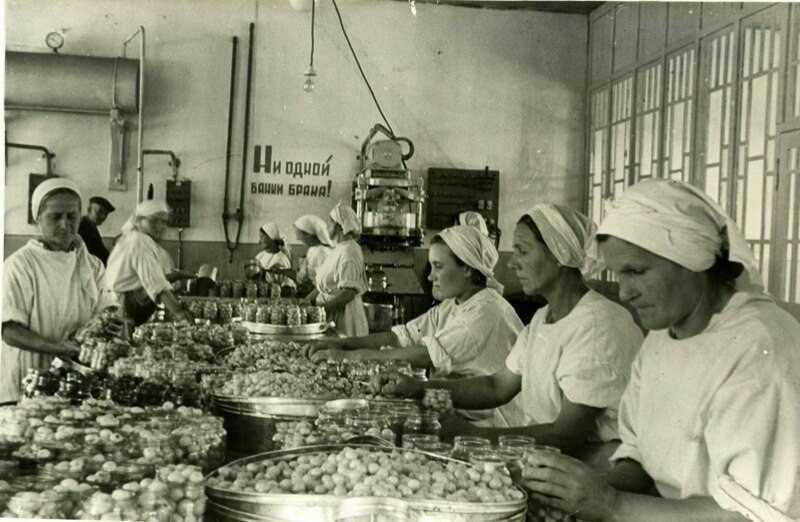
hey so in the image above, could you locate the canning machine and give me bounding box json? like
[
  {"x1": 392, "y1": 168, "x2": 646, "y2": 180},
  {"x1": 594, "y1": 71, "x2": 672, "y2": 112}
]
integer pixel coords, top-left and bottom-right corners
[{"x1": 354, "y1": 125, "x2": 427, "y2": 332}]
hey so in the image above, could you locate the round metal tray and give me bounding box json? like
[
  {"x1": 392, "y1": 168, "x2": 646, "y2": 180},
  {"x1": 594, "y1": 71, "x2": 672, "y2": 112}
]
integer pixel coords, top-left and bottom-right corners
[
  {"x1": 206, "y1": 444, "x2": 527, "y2": 521},
  {"x1": 211, "y1": 394, "x2": 326, "y2": 418},
  {"x1": 241, "y1": 321, "x2": 333, "y2": 336}
]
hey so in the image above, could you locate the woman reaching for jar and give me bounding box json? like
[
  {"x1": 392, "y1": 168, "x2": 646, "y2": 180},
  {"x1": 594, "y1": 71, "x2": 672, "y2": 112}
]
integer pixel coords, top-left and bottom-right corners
[{"x1": 521, "y1": 180, "x2": 800, "y2": 521}]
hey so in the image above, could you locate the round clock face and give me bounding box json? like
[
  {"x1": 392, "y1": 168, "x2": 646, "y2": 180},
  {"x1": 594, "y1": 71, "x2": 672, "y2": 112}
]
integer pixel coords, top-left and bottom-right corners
[{"x1": 45, "y1": 32, "x2": 64, "y2": 51}]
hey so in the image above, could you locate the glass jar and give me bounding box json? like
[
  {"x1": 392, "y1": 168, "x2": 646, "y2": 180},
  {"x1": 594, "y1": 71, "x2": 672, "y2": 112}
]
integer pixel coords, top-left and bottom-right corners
[
  {"x1": 410, "y1": 368, "x2": 428, "y2": 381},
  {"x1": 469, "y1": 450, "x2": 511, "y2": 476},
  {"x1": 419, "y1": 411, "x2": 441, "y2": 435},
  {"x1": 255, "y1": 305, "x2": 270, "y2": 324},
  {"x1": 270, "y1": 306, "x2": 286, "y2": 325},
  {"x1": 202, "y1": 302, "x2": 218, "y2": 322},
  {"x1": 245, "y1": 282, "x2": 259, "y2": 300},
  {"x1": 231, "y1": 281, "x2": 245, "y2": 298},
  {"x1": 451, "y1": 436, "x2": 491, "y2": 461},
  {"x1": 269, "y1": 283, "x2": 282, "y2": 299},
  {"x1": 401, "y1": 433, "x2": 439, "y2": 449},
  {"x1": 415, "y1": 441, "x2": 453, "y2": 457},
  {"x1": 218, "y1": 303, "x2": 233, "y2": 324},
  {"x1": 218, "y1": 281, "x2": 232, "y2": 298},
  {"x1": 285, "y1": 305, "x2": 302, "y2": 327}
]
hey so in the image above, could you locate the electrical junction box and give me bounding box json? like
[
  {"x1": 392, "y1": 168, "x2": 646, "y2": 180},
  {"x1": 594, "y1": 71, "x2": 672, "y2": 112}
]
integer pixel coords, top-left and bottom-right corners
[{"x1": 166, "y1": 179, "x2": 191, "y2": 228}]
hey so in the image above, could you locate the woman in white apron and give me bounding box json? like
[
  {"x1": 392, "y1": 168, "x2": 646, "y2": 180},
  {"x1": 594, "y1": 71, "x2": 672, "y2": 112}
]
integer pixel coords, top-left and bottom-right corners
[
  {"x1": 1, "y1": 179, "x2": 118, "y2": 402},
  {"x1": 311, "y1": 225, "x2": 526, "y2": 427},
  {"x1": 313, "y1": 203, "x2": 369, "y2": 337},
  {"x1": 369, "y1": 205, "x2": 642, "y2": 443},
  {"x1": 293, "y1": 215, "x2": 333, "y2": 297},
  {"x1": 522, "y1": 180, "x2": 800, "y2": 521},
  {"x1": 106, "y1": 201, "x2": 195, "y2": 325},
  {"x1": 254, "y1": 222, "x2": 296, "y2": 296}
]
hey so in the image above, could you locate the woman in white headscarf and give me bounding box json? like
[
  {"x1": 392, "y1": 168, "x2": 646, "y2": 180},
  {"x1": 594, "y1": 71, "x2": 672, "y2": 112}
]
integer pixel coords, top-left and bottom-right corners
[
  {"x1": 522, "y1": 180, "x2": 800, "y2": 522},
  {"x1": 310, "y1": 203, "x2": 369, "y2": 336},
  {"x1": 106, "y1": 200, "x2": 195, "y2": 325},
  {"x1": 254, "y1": 222, "x2": 296, "y2": 295},
  {"x1": 2, "y1": 179, "x2": 119, "y2": 402},
  {"x1": 293, "y1": 215, "x2": 333, "y2": 297},
  {"x1": 376, "y1": 204, "x2": 643, "y2": 444},
  {"x1": 311, "y1": 224, "x2": 527, "y2": 427}
]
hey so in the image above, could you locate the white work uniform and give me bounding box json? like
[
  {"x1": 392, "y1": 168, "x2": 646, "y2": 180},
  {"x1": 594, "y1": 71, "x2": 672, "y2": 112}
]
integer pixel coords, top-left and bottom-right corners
[
  {"x1": 106, "y1": 231, "x2": 174, "y2": 301},
  {"x1": 393, "y1": 288, "x2": 527, "y2": 427},
  {"x1": 1, "y1": 239, "x2": 117, "y2": 402},
  {"x1": 611, "y1": 292, "x2": 800, "y2": 521},
  {"x1": 298, "y1": 245, "x2": 331, "y2": 288},
  {"x1": 315, "y1": 239, "x2": 369, "y2": 337},
  {"x1": 505, "y1": 290, "x2": 643, "y2": 441},
  {"x1": 255, "y1": 250, "x2": 296, "y2": 290}
]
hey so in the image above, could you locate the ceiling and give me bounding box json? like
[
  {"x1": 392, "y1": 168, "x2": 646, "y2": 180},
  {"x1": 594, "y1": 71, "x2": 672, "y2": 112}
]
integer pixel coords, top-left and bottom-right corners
[{"x1": 395, "y1": 1, "x2": 604, "y2": 15}]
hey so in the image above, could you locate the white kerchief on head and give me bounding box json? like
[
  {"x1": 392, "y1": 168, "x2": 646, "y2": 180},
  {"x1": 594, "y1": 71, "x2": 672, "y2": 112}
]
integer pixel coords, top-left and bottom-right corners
[
  {"x1": 588, "y1": 179, "x2": 763, "y2": 292},
  {"x1": 294, "y1": 215, "x2": 334, "y2": 247},
  {"x1": 330, "y1": 202, "x2": 361, "y2": 236},
  {"x1": 260, "y1": 222, "x2": 284, "y2": 241},
  {"x1": 437, "y1": 225, "x2": 504, "y2": 295},
  {"x1": 32, "y1": 178, "x2": 82, "y2": 219},
  {"x1": 458, "y1": 211, "x2": 489, "y2": 236},
  {"x1": 121, "y1": 200, "x2": 170, "y2": 234},
  {"x1": 526, "y1": 204, "x2": 600, "y2": 278},
  {"x1": 260, "y1": 222, "x2": 292, "y2": 258}
]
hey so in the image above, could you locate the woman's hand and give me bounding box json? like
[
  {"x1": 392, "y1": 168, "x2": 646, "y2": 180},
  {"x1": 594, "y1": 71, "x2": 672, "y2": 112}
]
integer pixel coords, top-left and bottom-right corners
[
  {"x1": 438, "y1": 412, "x2": 477, "y2": 441},
  {"x1": 103, "y1": 316, "x2": 126, "y2": 338},
  {"x1": 307, "y1": 340, "x2": 345, "y2": 359},
  {"x1": 54, "y1": 340, "x2": 82, "y2": 359},
  {"x1": 370, "y1": 372, "x2": 424, "y2": 399},
  {"x1": 521, "y1": 450, "x2": 619, "y2": 521}
]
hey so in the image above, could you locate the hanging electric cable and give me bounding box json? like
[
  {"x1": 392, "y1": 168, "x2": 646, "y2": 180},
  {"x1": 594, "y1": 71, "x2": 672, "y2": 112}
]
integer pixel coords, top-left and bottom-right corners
[
  {"x1": 331, "y1": 0, "x2": 395, "y2": 135},
  {"x1": 303, "y1": 0, "x2": 316, "y2": 92}
]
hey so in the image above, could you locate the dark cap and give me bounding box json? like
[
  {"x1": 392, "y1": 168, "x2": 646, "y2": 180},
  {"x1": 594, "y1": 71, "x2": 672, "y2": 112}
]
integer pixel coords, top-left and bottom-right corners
[{"x1": 89, "y1": 196, "x2": 115, "y2": 213}]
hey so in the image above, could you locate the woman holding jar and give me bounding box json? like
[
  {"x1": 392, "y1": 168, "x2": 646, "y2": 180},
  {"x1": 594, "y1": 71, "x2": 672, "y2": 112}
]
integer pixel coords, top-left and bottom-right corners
[
  {"x1": 311, "y1": 224, "x2": 526, "y2": 427},
  {"x1": 310, "y1": 203, "x2": 369, "y2": 337},
  {"x1": 106, "y1": 200, "x2": 195, "y2": 325},
  {"x1": 293, "y1": 215, "x2": 333, "y2": 297},
  {"x1": 254, "y1": 222, "x2": 296, "y2": 296},
  {"x1": 376, "y1": 204, "x2": 643, "y2": 450},
  {"x1": 521, "y1": 180, "x2": 800, "y2": 521},
  {"x1": 2, "y1": 179, "x2": 120, "y2": 402}
]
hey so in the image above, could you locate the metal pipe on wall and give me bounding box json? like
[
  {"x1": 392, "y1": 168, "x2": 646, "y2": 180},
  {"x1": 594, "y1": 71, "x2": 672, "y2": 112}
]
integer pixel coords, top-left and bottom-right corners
[
  {"x1": 123, "y1": 26, "x2": 146, "y2": 203},
  {"x1": 5, "y1": 52, "x2": 139, "y2": 113},
  {"x1": 5, "y1": 142, "x2": 56, "y2": 176}
]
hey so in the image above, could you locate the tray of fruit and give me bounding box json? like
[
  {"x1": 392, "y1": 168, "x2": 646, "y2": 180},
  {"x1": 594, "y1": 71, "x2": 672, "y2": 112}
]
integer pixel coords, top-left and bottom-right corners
[
  {"x1": 240, "y1": 321, "x2": 334, "y2": 336},
  {"x1": 205, "y1": 444, "x2": 527, "y2": 521}
]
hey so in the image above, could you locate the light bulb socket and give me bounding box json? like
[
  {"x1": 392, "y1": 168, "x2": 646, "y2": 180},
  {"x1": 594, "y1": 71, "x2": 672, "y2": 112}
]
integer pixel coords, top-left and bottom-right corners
[{"x1": 304, "y1": 66, "x2": 317, "y2": 78}]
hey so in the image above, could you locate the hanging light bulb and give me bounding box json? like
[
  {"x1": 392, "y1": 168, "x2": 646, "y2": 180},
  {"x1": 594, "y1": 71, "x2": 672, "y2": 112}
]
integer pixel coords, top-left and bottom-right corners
[
  {"x1": 303, "y1": 66, "x2": 317, "y2": 92},
  {"x1": 303, "y1": 0, "x2": 316, "y2": 93}
]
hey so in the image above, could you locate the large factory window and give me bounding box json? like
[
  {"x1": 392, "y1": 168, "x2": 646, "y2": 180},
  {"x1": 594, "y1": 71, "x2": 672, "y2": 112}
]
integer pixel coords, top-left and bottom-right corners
[{"x1": 587, "y1": 2, "x2": 800, "y2": 302}]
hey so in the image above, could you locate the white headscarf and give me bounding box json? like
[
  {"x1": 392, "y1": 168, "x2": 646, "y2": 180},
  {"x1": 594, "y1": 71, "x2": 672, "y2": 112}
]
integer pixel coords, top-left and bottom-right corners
[
  {"x1": 330, "y1": 202, "x2": 361, "y2": 237},
  {"x1": 121, "y1": 200, "x2": 170, "y2": 234},
  {"x1": 294, "y1": 215, "x2": 334, "y2": 247},
  {"x1": 525, "y1": 204, "x2": 600, "y2": 278},
  {"x1": 31, "y1": 178, "x2": 82, "y2": 219},
  {"x1": 260, "y1": 222, "x2": 292, "y2": 259},
  {"x1": 588, "y1": 179, "x2": 763, "y2": 292},
  {"x1": 436, "y1": 225, "x2": 504, "y2": 294},
  {"x1": 30, "y1": 179, "x2": 99, "y2": 299},
  {"x1": 457, "y1": 211, "x2": 489, "y2": 236}
]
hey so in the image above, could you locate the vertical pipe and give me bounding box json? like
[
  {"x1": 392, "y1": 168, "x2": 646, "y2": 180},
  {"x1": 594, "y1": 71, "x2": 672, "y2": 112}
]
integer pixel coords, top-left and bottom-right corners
[
  {"x1": 124, "y1": 26, "x2": 146, "y2": 203},
  {"x1": 137, "y1": 27, "x2": 146, "y2": 203}
]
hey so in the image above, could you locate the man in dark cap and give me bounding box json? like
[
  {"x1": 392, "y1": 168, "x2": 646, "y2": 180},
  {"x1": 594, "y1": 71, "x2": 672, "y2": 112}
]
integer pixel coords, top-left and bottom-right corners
[{"x1": 78, "y1": 196, "x2": 115, "y2": 265}]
